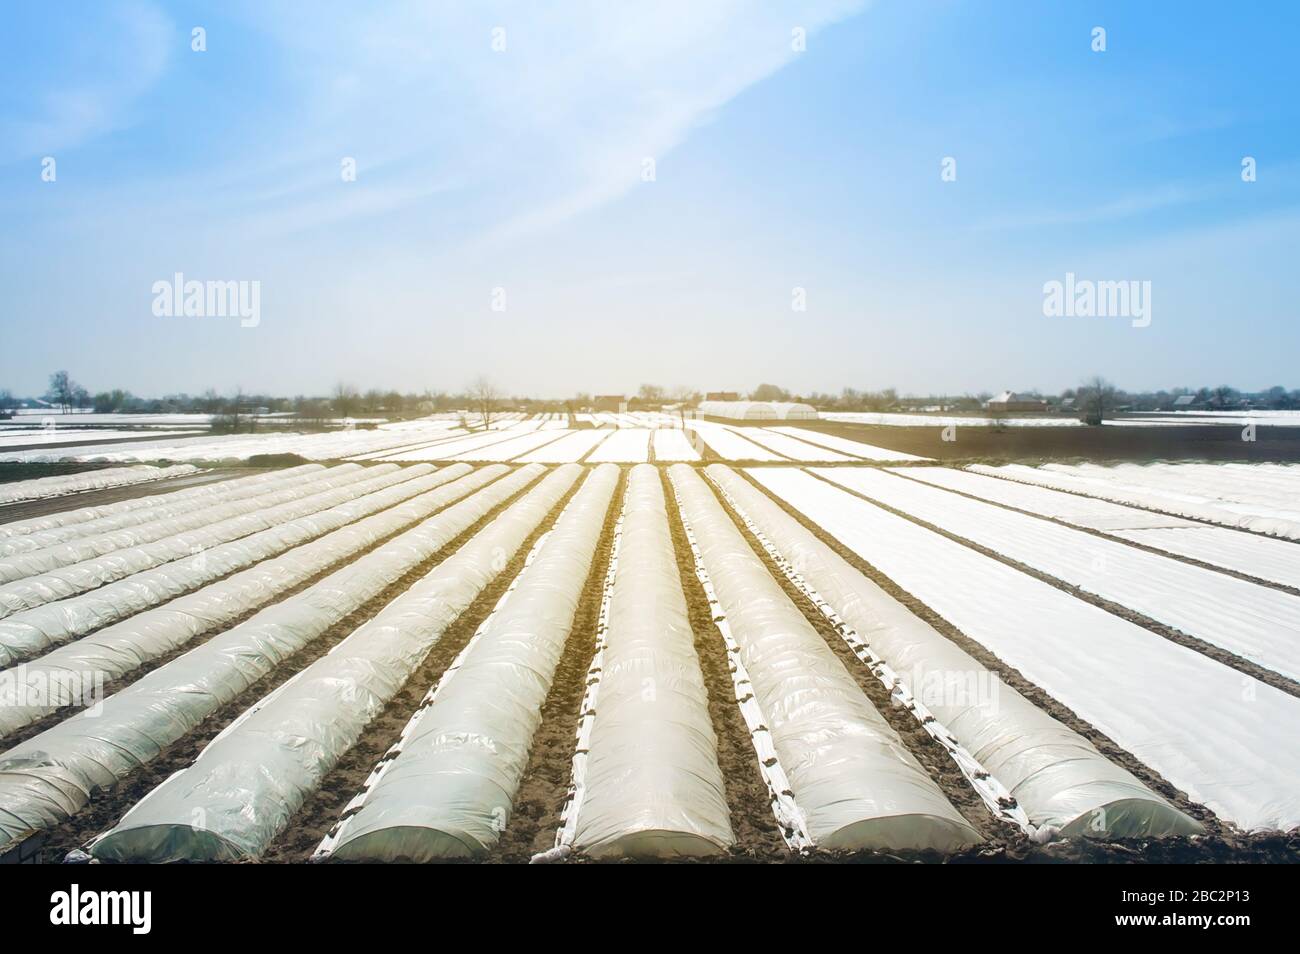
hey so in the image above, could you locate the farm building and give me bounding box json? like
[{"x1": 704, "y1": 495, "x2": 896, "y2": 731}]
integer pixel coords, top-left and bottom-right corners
[{"x1": 986, "y1": 391, "x2": 1047, "y2": 412}]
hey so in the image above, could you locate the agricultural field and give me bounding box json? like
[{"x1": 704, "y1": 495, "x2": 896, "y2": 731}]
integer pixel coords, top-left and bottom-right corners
[{"x1": 0, "y1": 422, "x2": 1296, "y2": 864}]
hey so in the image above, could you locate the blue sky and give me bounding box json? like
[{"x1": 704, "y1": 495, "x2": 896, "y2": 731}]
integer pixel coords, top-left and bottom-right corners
[{"x1": 2, "y1": 1, "x2": 1298, "y2": 399}]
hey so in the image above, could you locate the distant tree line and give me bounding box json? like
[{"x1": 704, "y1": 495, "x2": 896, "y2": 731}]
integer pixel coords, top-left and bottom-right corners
[{"x1": 4, "y1": 370, "x2": 1298, "y2": 429}]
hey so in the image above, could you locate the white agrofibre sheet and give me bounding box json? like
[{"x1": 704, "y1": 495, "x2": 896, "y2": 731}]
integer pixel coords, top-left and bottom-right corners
[
  {"x1": 900, "y1": 467, "x2": 1300, "y2": 590},
  {"x1": 377, "y1": 429, "x2": 522, "y2": 461},
  {"x1": 770, "y1": 427, "x2": 930, "y2": 461},
  {"x1": 0, "y1": 463, "x2": 383, "y2": 583},
  {"x1": 817, "y1": 468, "x2": 1300, "y2": 682},
  {"x1": 452, "y1": 429, "x2": 568, "y2": 462},
  {"x1": 670, "y1": 465, "x2": 981, "y2": 852},
  {"x1": 0, "y1": 465, "x2": 200, "y2": 505},
  {"x1": 1107, "y1": 526, "x2": 1300, "y2": 591},
  {"x1": 1050, "y1": 462, "x2": 1300, "y2": 518},
  {"x1": 90, "y1": 465, "x2": 586, "y2": 862},
  {"x1": 585, "y1": 428, "x2": 651, "y2": 463},
  {"x1": 0, "y1": 464, "x2": 546, "y2": 852},
  {"x1": 706, "y1": 466, "x2": 1198, "y2": 839},
  {"x1": 729, "y1": 427, "x2": 854, "y2": 462},
  {"x1": 972, "y1": 463, "x2": 1300, "y2": 540},
  {"x1": 0, "y1": 464, "x2": 429, "y2": 619},
  {"x1": 897, "y1": 467, "x2": 1195, "y2": 531},
  {"x1": 316, "y1": 465, "x2": 619, "y2": 862},
  {"x1": 0, "y1": 465, "x2": 324, "y2": 552},
  {"x1": 651, "y1": 429, "x2": 700, "y2": 462},
  {"x1": 0, "y1": 466, "x2": 485, "y2": 710},
  {"x1": 572, "y1": 465, "x2": 734, "y2": 859},
  {"x1": 684, "y1": 421, "x2": 784, "y2": 461},
  {"x1": 750, "y1": 468, "x2": 1300, "y2": 832},
  {"x1": 517, "y1": 429, "x2": 612, "y2": 463}
]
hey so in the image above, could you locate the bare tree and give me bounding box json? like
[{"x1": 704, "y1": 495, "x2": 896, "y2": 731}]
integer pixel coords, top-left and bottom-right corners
[
  {"x1": 1079, "y1": 375, "x2": 1116, "y2": 425},
  {"x1": 751, "y1": 382, "x2": 790, "y2": 402},
  {"x1": 46, "y1": 370, "x2": 78, "y2": 413},
  {"x1": 469, "y1": 375, "x2": 500, "y2": 430},
  {"x1": 637, "y1": 383, "x2": 666, "y2": 404},
  {"x1": 332, "y1": 382, "x2": 360, "y2": 419}
]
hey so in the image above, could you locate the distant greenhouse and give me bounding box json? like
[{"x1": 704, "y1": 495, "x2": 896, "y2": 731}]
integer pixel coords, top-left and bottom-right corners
[
  {"x1": 769, "y1": 402, "x2": 819, "y2": 421},
  {"x1": 698, "y1": 401, "x2": 777, "y2": 420}
]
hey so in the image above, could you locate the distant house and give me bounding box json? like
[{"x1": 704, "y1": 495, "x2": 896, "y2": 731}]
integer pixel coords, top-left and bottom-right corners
[
  {"x1": 705, "y1": 391, "x2": 740, "y2": 402},
  {"x1": 592, "y1": 395, "x2": 625, "y2": 412},
  {"x1": 986, "y1": 390, "x2": 1047, "y2": 412},
  {"x1": 1171, "y1": 394, "x2": 1198, "y2": 409}
]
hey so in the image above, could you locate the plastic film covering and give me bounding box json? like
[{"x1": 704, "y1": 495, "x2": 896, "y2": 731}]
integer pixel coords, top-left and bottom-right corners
[
  {"x1": 571, "y1": 464, "x2": 734, "y2": 859},
  {"x1": 0, "y1": 464, "x2": 427, "y2": 620},
  {"x1": 319, "y1": 464, "x2": 619, "y2": 861},
  {"x1": 669, "y1": 464, "x2": 981, "y2": 852},
  {"x1": 0, "y1": 465, "x2": 485, "y2": 738},
  {"x1": 0, "y1": 465, "x2": 200, "y2": 505},
  {"x1": 90, "y1": 464, "x2": 583, "y2": 861},
  {"x1": 0, "y1": 464, "x2": 542, "y2": 852},
  {"x1": 706, "y1": 465, "x2": 1201, "y2": 839},
  {"x1": 0, "y1": 464, "x2": 328, "y2": 555},
  {"x1": 0, "y1": 463, "x2": 391, "y2": 584},
  {"x1": 750, "y1": 467, "x2": 1300, "y2": 832},
  {"x1": 970, "y1": 463, "x2": 1300, "y2": 541}
]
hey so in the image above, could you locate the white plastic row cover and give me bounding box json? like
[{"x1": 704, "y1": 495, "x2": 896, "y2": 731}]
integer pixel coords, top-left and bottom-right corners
[
  {"x1": 0, "y1": 464, "x2": 427, "y2": 620},
  {"x1": 0, "y1": 465, "x2": 200, "y2": 506},
  {"x1": 318, "y1": 464, "x2": 619, "y2": 861},
  {"x1": 0, "y1": 463, "x2": 391, "y2": 583},
  {"x1": 970, "y1": 463, "x2": 1300, "y2": 541},
  {"x1": 817, "y1": 467, "x2": 1300, "y2": 683},
  {"x1": 0, "y1": 464, "x2": 327, "y2": 556},
  {"x1": 705, "y1": 465, "x2": 1200, "y2": 839},
  {"x1": 0, "y1": 464, "x2": 483, "y2": 737},
  {"x1": 570, "y1": 464, "x2": 734, "y2": 858},
  {"x1": 0, "y1": 463, "x2": 543, "y2": 853},
  {"x1": 748, "y1": 467, "x2": 1300, "y2": 832},
  {"x1": 668, "y1": 464, "x2": 982, "y2": 852},
  {"x1": 90, "y1": 464, "x2": 586, "y2": 861}
]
